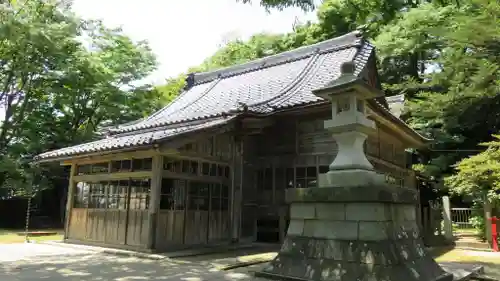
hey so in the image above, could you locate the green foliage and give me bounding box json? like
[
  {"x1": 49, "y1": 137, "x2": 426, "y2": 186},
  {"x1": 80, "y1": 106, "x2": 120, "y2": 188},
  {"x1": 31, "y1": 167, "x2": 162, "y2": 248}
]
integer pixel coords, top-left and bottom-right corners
[
  {"x1": 238, "y1": 0, "x2": 316, "y2": 11},
  {"x1": 153, "y1": 0, "x2": 500, "y2": 198},
  {"x1": 2, "y1": 0, "x2": 498, "y2": 202},
  {"x1": 0, "y1": 0, "x2": 162, "y2": 196},
  {"x1": 194, "y1": 0, "x2": 498, "y2": 200},
  {"x1": 470, "y1": 200, "x2": 488, "y2": 241},
  {"x1": 446, "y1": 135, "x2": 500, "y2": 200}
]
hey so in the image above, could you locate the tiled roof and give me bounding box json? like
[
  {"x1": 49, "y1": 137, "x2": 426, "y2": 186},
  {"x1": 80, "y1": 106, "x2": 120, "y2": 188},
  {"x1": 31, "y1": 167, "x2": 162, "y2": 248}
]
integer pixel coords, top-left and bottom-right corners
[
  {"x1": 34, "y1": 117, "x2": 234, "y2": 161},
  {"x1": 110, "y1": 31, "x2": 373, "y2": 134},
  {"x1": 35, "y1": 31, "x2": 418, "y2": 162}
]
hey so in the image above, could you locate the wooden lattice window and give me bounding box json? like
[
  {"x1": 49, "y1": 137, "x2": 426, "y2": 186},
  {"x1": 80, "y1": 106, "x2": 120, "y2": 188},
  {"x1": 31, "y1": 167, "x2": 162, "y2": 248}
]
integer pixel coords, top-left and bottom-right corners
[
  {"x1": 107, "y1": 180, "x2": 129, "y2": 210},
  {"x1": 295, "y1": 166, "x2": 317, "y2": 188},
  {"x1": 76, "y1": 162, "x2": 109, "y2": 175},
  {"x1": 73, "y1": 182, "x2": 90, "y2": 208},
  {"x1": 188, "y1": 181, "x2": 210, "y2": 211},
  {"x1": 131, "y1": 158, "x2": 153, "y2": 171},
  {"x1": 88, "y1": 182, "x2": 107, "y2": 209},
  {"x1": 129, "y1": 179, "x2": 151, "y2": 210},
  {"x1": 160, "y1": 179, "x2": 186, "y2": 210},
  {"x1": 111, "y1": 160, "x2": 131, "y2": 173}
]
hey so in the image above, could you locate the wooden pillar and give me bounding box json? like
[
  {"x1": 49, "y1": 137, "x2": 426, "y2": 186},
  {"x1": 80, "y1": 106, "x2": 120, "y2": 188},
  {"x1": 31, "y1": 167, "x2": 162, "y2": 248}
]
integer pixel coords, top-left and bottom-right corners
[
  {"x1": 147, "y1": 154, "x2": 163, "y2": 250},
  {"x1": 230, "y1": 136, "x2": 240, "y2": 242},
  {"x1": 64, "y1": 163, "x2": 76, "y2": 240},
  {"x1": 416, "y1": 187, "x2": 423, "y2": 235},
  {"x1": 237, "y1": 135, "x2": 246, "y2": 241},
  {"x1": 278, "y1": 206, "x2": 286, "y2": 243}
]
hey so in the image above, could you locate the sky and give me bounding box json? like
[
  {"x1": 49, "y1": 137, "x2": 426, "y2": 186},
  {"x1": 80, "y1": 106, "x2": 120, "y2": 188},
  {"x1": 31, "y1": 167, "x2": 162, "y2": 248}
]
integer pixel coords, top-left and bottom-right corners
[{"x1": 72, "y1": 0, "x2": 317, "y2": 85}]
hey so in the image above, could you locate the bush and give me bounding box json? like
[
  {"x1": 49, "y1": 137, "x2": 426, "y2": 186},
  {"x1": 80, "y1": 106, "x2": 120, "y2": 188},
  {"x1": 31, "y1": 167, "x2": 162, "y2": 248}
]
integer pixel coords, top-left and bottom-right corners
[{"x1": 470, "y1": 202, "x2": 486, "y2": 240}]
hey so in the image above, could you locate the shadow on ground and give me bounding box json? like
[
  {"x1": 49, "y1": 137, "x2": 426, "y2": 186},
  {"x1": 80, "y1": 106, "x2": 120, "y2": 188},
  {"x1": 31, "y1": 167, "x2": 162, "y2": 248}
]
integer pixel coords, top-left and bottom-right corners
[
  {"x1": 0, "y1": 252, "x2": 270, "y2": 281},
  {"x1": 177, "y1": 244, "x2": 280, "y2": 263},
  {"x1": 1, "y1": 244, "x2": 498, "y2": 281},
  {"x1": 428, "y1": 246, "x2": 455, "y2": 258}
]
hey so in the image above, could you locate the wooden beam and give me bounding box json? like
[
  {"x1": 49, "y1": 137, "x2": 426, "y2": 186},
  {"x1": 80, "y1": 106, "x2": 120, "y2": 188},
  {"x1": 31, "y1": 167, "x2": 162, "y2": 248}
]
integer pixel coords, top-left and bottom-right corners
[
  {"x1": 368, "y1": 104, "x2": 426, "y2": 148},
  {"x1": 161, "y1": 170, "x2": 230, "y2": 185},
  {"x1": 73, "y1": 171, "x2": 152, "y2": 182},
  {"x1": 367, "y1": 156, "x2": 409, "y2": 174},
  {"x1": 159, "y1": 148, "x2": 231, "y2": 165},
  {"x1": 60, "y1": 149, "x2": 158, "y2": 166}
]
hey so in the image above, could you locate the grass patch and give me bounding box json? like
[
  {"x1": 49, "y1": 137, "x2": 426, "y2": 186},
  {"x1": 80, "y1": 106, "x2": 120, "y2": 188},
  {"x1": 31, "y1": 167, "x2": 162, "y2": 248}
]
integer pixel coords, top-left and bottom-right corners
[
  {"x1": 0, "y1": 229, "x2": 63, "y2": 244},
  {"x1": 434, "y1": 249, "x2": 500, "y2": 264},
  {"x1": 432, "y1": 247, "x2": 500, "y2": 279}
]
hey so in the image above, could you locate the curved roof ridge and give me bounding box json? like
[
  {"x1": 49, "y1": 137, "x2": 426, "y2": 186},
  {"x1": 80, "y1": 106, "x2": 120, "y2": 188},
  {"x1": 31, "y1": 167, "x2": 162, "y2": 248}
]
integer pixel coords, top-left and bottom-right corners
[
  {"x1": 109, "y1": 32, "x2": 368, "y2": 135},
  {"x1": 244, "y1": 53, "x2": 320, "y2": 109},
  {"x1": 268, "y1": 40, "x2": 372, "y2": 109},
  {"x1": 192, "y1": 31, "x2": 363, "y2": 85},
  {"x1": 109, "y1": 79, "x2": 219, "y2": 134},
  {"x1": 266, "y1": 49, "x2": 333, "y2": 108},
  {"x1": 143, "y1": 83, "x2": 191, "y2": 122}
]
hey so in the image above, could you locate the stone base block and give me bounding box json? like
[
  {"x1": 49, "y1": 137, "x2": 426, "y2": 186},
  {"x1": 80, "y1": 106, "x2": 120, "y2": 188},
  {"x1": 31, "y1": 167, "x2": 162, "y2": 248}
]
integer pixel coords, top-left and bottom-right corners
[
  {"x1": 318, "y1": 169, "x2": 386, "y2": 188},
  {"x1": 256, "y1": 236, "x2": 453, "y2": 281},
  {"x1": 258, "y1": 187, "x2": 452, "y2": 281}
]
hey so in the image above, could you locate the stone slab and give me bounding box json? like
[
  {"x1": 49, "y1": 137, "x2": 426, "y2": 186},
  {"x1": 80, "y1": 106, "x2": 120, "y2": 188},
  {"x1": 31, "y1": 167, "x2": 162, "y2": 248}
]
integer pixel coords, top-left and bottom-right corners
[
  {"x1": 258, "y1": 235, "x2": 454, "y2": 281},
  {"x1": 439, "y1": 262, "x2": 484, "y2": 280},
  {"x1": 255, "y1": 262, "x2": 483, "y2": 281},
  {"x1": 285, "y1": 184, "x2": 418, "y2": 204}
]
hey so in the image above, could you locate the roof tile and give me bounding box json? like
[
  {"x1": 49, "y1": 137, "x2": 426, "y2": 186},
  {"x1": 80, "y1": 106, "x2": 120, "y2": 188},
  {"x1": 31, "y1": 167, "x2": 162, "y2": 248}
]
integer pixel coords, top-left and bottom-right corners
[
  {"x1": 112, "y1": 32, "x2": 369, "y2": 133},
  {"x1": 34, "y1": 117, "x2": 233, "y2": 161},
  {"x1": 36, "y1": 32, "x2": 397, "y2": 161}
]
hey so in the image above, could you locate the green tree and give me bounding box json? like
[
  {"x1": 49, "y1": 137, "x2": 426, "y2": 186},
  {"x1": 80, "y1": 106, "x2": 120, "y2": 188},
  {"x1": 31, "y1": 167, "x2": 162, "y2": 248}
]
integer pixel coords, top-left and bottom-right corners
[
  {"x1": 445, "y1": 134, "x2": 500, "y2": 238},
  {"x1": 400, "y1": 0, "x2": 500, "y2": 178},
  {"x1": 0, "y1": 0, "x2": 162, "y2": 196},
  {"x1": 156, "y1": 0, "x2": 499, "y2": 188},
  {"x1": 238, "y1": 0, "x2": 315, "y2": 11},
  {"x1": 446, "y1": 135, "x2": 500, "y2": 201}
]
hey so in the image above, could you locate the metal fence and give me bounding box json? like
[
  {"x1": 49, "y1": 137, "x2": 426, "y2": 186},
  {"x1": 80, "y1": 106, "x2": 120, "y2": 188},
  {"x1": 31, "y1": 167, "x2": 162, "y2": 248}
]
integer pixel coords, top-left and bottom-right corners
[{"x1": 451, "y1": 207, "x2": 473, "y2": 229}]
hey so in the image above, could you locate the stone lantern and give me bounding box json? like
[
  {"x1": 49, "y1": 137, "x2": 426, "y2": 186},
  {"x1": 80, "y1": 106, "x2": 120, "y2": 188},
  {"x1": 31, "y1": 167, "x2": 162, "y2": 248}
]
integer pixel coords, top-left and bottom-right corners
[
  {"x1": 255, "y1": 62, "x2": 454, "y2": 281},
  {"x1": 314, "y1": 61, "x2": 384, "y2": 188}
]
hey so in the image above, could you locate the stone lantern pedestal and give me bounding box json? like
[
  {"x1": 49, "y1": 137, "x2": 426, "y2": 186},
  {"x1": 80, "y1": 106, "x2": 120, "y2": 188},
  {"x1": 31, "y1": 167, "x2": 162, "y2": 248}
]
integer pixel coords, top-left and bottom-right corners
[
  {"x1": 255, "y1": 62, "x2": 453, "y2": 281},
  {"x1": 255, "y1": 185, "x2": 452, "y2": 281}
]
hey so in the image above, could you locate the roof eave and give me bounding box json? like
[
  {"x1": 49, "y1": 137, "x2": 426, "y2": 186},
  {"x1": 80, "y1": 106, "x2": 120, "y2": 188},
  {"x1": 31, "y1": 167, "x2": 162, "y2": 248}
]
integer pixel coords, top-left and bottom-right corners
[
  {"x1": 314, "y1": 80, "x2": 385, "y2": 101},
  {"x1": 33, "y1": 144, "x2": 156, "y2": 165},
  {"x1": 368, "y1": 100, "x2": 433, "y2": 149},
  {"x1": 33, "y1": 115, "x2": 238, "y2": 164}
]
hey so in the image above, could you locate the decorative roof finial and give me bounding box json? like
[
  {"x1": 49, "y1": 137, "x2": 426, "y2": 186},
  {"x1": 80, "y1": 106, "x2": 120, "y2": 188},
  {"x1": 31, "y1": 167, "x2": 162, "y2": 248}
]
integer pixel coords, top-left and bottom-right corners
[{"x1": 184, "y1": 73, "x2": 195, "y2": 90}]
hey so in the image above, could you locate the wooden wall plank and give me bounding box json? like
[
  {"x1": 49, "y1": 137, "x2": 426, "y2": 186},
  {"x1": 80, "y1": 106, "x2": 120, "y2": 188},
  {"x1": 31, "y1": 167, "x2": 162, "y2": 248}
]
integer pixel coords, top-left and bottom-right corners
[
  {"x1": 184, "y1": 211, "x2": 209, "y2": 245},
  {"x1": 125, "y1": 210, "x2": 149, "y2": 246},
  {"x1": 67, "y1": 208, "x2": 87, "y2": 240},
  {"x1": 156, "y1": 210, "x2": 185, "y2": 250}
]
